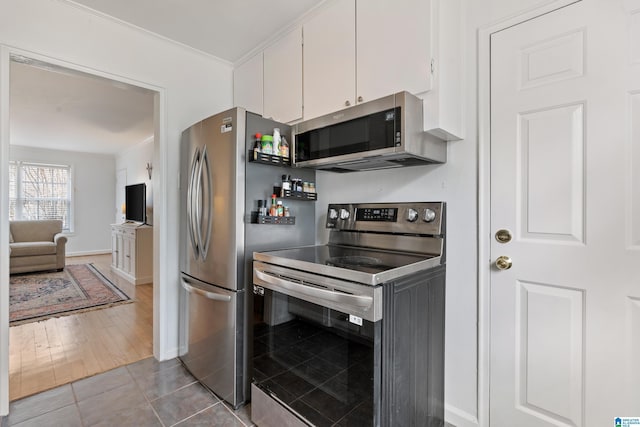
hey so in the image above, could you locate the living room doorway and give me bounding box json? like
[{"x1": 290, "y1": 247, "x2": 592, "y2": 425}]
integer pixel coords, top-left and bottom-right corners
[{"x1": 4, "y1": 54, "x2": 161, "y2": 401}]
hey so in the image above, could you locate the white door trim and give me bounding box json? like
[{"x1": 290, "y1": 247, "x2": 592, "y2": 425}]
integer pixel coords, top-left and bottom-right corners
[
  {"x1": 0, "y1": 45, "x2": 10, "y2": 417},
  {"x1": 0, "y1": 44, "x2": 169, "y2": 415},
  {"x1": 477, "y1": 1, "x2": 581, "y2": 426}
]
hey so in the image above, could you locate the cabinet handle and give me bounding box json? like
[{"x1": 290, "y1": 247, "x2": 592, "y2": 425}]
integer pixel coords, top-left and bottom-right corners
[
  {"x1": 357, "y1": 96, "x2": 363, "y2": 103},
  {"x1": 345, "y1": 100, "x2": 351, "y2": 106}
]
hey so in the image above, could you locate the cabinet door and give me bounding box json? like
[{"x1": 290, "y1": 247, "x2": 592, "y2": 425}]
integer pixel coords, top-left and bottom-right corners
[
  {"x1": 356, "y1": 0, "x2": 432, "y2": 103},
  {"x1": 117, "y1": 234, "x2": 125, "y2": 270},
  {"x1": 234, "y1": 52, "x2": 263, "y2": 115},
  {"x1": 111, "y1": 230, "x2": 118, "y2": 267},
  {"x1": 129, "y1": 234, "x2": 137, "y2": 276},
  {"x1": 264, "y1": 27, "x2": 303, "y2": 123},
  {"x1": 123, "y1": 236, "x2": 133, "y2": 274},
  {"x1": 303, "y1": 0, "x2": 356, "y2": 120}
]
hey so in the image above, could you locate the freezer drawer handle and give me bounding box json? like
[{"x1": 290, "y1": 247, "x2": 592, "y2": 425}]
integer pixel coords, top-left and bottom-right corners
[
  {"x1": 254, "y1": 269, "x2": 372, "y2": 308},
  {"x1": 181, "y1": 279, "x2": 232, "y2": 302}
]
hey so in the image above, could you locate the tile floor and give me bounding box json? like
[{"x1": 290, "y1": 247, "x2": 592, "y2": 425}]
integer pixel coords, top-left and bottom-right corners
[
  {"x1": 0, "y1": 357, "x2": 253, "y2": 427},
  {"x1": 0, "y1": 356, "x2": 457, "y2": 427}
]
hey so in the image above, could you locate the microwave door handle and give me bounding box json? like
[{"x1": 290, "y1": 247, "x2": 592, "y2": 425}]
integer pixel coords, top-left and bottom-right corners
[
  {"x1": 254, "y1": 268, "x2": 372, "y2": 308},
  {"x1": 199, "y1": 146, "x2": 213, "y2": 260},
  {"x1": 181, "y1": 278, "x2": 231, "y2": 302},
  {"x1": 187, "y1": 148, "x2": 200, "y2": 258}
]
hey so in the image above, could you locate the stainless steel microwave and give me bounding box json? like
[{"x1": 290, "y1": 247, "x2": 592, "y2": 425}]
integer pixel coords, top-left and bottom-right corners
[{"x1": 293, "y1": 91, "x2": 446, "y2": 172}]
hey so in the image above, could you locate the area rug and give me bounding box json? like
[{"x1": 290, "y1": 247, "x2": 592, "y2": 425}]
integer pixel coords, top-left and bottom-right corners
[{"x1": 9, "y1": 263, "x2": 131, "y2": 325}]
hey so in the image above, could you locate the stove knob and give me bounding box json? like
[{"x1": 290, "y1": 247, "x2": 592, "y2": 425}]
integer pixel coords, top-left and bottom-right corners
[
  {"x1": 328, "y1": 208, "x2": 338, "y2": 220},
  {"x1": 423, "y1": 208, "x2": 436, "y2": 223},
  {"x1": 406, "y1": 208, "x2": 419, "y2": 222},
  {"x1": 339, "y1": 208, "x2": 350, "y2": 220}
]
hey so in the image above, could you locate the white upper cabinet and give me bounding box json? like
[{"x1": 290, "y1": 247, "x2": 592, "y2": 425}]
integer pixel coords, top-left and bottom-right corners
[
  {"x1": 234, "y1": 52, "x2": 263, "y2": 115},
  {"x1": 263, "y1": 27, "x2": 303, "y2": 123},
  {"x1": 422, "y1": 0, "x2": 463, "y2": 140},
  {"x1": 303, "y1": 0, "x2": 356, "y2": 120},
  {"x1": 356, "y1": 0, "x2": 432, "y2": 104},
  {"x1": 233, "y1": 0, "x2": 461, "y2": 139}
]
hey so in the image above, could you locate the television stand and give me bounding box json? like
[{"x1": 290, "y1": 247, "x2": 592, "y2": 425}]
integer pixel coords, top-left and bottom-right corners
[{"x1": 110, "y1": 223, "x2": 153, "y2": 285}]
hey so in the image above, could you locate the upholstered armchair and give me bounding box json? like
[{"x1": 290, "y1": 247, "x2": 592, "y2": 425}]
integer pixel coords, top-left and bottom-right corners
[{"x1": 9, "y1": 220, "x2": 67, "y2": 274}]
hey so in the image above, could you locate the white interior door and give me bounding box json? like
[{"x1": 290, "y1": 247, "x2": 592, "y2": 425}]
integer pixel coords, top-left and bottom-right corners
[{"x1": 490, "y1": 1, "x2": 640, "y2": 425}]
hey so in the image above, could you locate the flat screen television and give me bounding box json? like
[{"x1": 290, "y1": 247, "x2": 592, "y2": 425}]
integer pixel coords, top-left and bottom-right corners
[{"x1": 125, "y1": 183, "x2": 146, "y2": 223}]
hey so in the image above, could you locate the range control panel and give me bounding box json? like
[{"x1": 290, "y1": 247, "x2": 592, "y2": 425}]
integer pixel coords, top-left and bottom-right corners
[
  {"x1": 356, "y1": 207, "x2": 398, "y2": 222},
  {"x1": 326, "y1": 202, "x2": 445, "y2": 236}
]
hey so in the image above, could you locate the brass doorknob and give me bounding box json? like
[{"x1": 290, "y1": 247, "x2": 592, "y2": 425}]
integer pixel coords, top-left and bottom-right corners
[{"x1": 495, "y1": 256, "x2": 513, "y2": 270}]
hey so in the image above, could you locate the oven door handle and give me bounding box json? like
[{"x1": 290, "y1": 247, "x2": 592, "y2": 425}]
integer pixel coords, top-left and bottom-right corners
[{"x1": 254, "y1": 268, "x2": 373, "y2": 307}]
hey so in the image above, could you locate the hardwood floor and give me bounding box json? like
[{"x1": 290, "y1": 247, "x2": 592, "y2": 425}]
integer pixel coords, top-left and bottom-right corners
[{"x1": 8, "y1": 254, "x2": 153, "y2": 401}]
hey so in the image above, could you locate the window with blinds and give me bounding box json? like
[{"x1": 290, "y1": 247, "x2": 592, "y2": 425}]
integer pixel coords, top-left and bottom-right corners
[{"x1": 9, "y1": 161, "x2": 73, "y2": 231}]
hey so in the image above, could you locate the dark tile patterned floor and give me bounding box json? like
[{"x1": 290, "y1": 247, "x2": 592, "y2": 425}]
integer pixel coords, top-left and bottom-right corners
[{"x1": 0, "y1": 357, "x2": 254, "y2": 427}]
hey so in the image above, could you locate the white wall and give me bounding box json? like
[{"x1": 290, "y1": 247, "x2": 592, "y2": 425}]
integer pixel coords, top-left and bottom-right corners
[
  {"x1": 9, "y1": 145, "x2": 115, "y2": 255},
  {"x1": 313, "y1": 1, "x2": 567, "y2": 426},
  {"x1": 0, "y1": 0, "x2": 567, "y2": 420},
  {"x1": 115, "y1": 138, "x2": 154, "y2": 225},
  {"x1": 0, "y1": 0, "x2": 233, "y2": 415}
]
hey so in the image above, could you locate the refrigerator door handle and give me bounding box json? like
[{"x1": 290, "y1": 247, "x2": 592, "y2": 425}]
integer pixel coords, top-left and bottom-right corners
[
  {"x1": 187, "y1": 148, "x2": 201, "y2": 258},
  {"x1": 194, "y1": 148, "x2": 205, "y2": 260},
  {"x1": 181, "y1": 278, "x2": 232, "y2": 302},
  {"x1": 199, "y1": 145, "x2": 213, "y2": 260}
]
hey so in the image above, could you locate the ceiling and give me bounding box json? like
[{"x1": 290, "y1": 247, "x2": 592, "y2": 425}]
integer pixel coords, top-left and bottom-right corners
[
  {"x1": 68, "y1": 0, "x2": 324, "y2": 63},
  {"x1": 10, "y1": 0, "x2": 324, "y2": 156},
  {"x1": 10, "y1": 59, "x2": 155, "y2": 155}
]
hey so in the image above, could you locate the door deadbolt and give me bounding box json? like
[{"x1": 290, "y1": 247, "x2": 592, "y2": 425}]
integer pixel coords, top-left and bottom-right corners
[
  {"x1": 495, "y1": 256, "x2": 513, "y2": 270},
  {"x1": 495, "y1": 229, "x2": 512, "y2": 244}
]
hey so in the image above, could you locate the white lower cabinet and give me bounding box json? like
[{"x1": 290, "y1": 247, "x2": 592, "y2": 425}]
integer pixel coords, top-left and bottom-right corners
[{"x1": 111, "y1": 223, "x2": 153, "y2": 285}]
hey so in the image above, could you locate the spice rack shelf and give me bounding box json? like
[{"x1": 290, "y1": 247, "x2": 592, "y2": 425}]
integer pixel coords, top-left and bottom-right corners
[
  {"x1": 280, "y1": 190, "x2": 317, "y2": 201},
  {"x1": 251, "y1": 213, "x2": 296, "y2": 225},
  {"x1": 248, "y1": 150, "x2": 291, "y2": 166}
]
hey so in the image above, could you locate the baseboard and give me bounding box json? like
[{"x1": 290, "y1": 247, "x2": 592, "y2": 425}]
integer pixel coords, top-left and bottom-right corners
[
  {"x1": 445, "y1": 404, "x2": 479, "y2": 427},
  {"x1": 159, "y1": 347, "x2": 179, "y2": 361},
  {"x1": 66, "y1": 250, "x2": 112, "y2": 257}
]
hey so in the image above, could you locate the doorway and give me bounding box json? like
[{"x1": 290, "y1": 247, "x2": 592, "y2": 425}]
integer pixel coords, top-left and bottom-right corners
[
  {"x1": 2, "y1": 53, "x2": 162, "y2": 402},
  {"x1": 484, "y1": 0, "x2": 640, "y2": 425}
]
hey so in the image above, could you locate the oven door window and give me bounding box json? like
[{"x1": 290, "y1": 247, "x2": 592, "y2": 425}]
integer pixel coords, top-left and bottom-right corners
[{"x1": 253, "y1": 290, "x2": 380, "y2": 426}]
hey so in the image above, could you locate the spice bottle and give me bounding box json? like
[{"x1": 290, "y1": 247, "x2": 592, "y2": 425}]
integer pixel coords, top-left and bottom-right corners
[
  {"x1": 253, "y1": 133, "x2": 262, "y2": 160},
  {"x1": 270, "y1": 194, "x2": 278, "y2": 216},
  {"x1": 281, "y1": 174, "x2": 291, "y2": 197},
  {"x1": 277, "y1": 201, "x2": 284, "y2": 217},
  {"x1": 280, "y1": 136, "x2": 290, "y2": 158}
]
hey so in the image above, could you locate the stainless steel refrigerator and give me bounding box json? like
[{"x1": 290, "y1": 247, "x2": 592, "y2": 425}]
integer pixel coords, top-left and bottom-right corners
[{"x1": 178, "y1": 108, "x2": 315, "y2": 408}]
